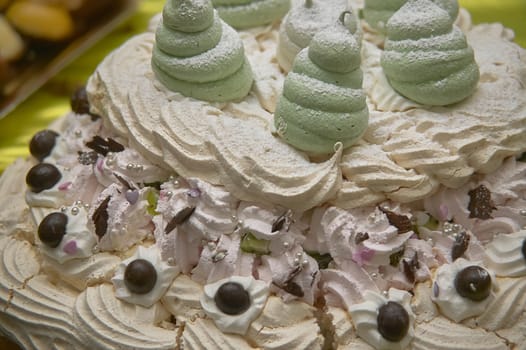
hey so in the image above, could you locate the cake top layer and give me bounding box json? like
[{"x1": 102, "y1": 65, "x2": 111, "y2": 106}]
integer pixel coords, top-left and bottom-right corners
[{"x1": 87, "y1": 9, "x2": 526, "y2": 210}]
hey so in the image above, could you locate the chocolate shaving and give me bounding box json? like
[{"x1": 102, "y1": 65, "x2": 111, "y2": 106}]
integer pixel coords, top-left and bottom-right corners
[
  {"x1": 282, "y1": 281, "x2": 304, "y2": 297},
  {"x1": 468, "y1": 185, "x2": 496, "y2": 220},
  {"x1": 92, "y1": 196, "x2": 111, "y2": 239},
  {"x1": 271, "y1": 212, "x2": 287, "y2": 232},
  {"x1": 164, "y1": 207, "x2": 196, "y2": 234},
  {"x1": 86, "y1": 136, "x2": 125, "y2": 156},
  {"x1": 355, "y1": 231, "x2": 369, "y2": 244},
  {"x1": 114, "y1": 173, "x2": 133, "y2": 190},
  {"x1": 402, "y1": 252, "x2": 420, "y2": 283},
  {"x1": 379, "y1": 207, "x2": 412, "y2": 234},
  {"x1": 451, "y1": 231, "x2": 471, "y2": 261},
  {"x1": 77, "y1": 151, "x2": 98, "y2": 165}
]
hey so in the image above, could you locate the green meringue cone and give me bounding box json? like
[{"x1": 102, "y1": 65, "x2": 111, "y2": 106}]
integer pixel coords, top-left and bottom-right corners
[
  {"x1": 274, "y1": 12, "x2": 369, "y2": 155},
  {"x1": 381, "y1": 0, "x2": 479, "y2": 106},
  {"x1": 277, "y1": 0, "x2": 361, "y2": 72},
  {"x1": 363, "y1": 0, "x2": 458, "y2": 33},
  {"x1": 212, "y1": 0, "x2": 291, "y2": 29},
  {"x1": 152, "y1": 0, "x2": 253, "y2": 102}
]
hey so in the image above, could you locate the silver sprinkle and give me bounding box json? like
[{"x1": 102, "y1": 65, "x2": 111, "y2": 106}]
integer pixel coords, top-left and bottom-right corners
[
  {"x1": 296, "y1": 252, "x2": 303, "y2": 259},
  {"x1": 293, "y1": 258, "x2": 301, "y2": 265},
  {"x1": 166, "y1": 191, "x2": 173, "y2": 198},
  {"x1": 71, "y1": 207, "x2": 80, "y2": 215},
  {"x1": 382, "y1": 291, "x2": 389, "y2": 297},
  {"x1": 371, "y1": 272, "x2": 378, "y2": 278},
  {"x1": 173, "y1": 179, "x2": 180, "y2": 187},
  {"x1": 84, "y1": 204, "x2": 90, "y2": 210},
  {"x1": 167, "y1": 258, "x2": 175, "y2": 265},
  {"x1": 74, "y1": 200, "x2": 83, "y2": 206},
  {"x1": 106, "y1": 159, "x2": 114, "y2": 166},
  {"x1": 302, "y1": 259, "x2": 309, "y2": 266},
  {"x1": 74, "y1": 130, "x2": 82, "y2": 137},
  {"x1": 283, "y1": 242, "x2": 290, "y2": 248},
  {"x1": 238, "y1": 219, "x2": 244, "y2": 226},
  {"x1": 520, "y1": 209, "x2": 526, "y2": 217},
  {"x1": 453, "y1": 224, "x2": 461, "y2": 231},
  {"x1": 92, "y1": 245, "x2": 100, "y2": 254},
  {"x1": 231, "y1": 215, "x2": 238, "y2": 222},
  {"x1": 168, "y1": 175, "x2": 175, "y2": 181},
  {"x1": 127, "y1": 163, "x2": 135, "y2": 170},
  {"x1": 60, "y1": 206, "x2": 68, "y2": 212}
]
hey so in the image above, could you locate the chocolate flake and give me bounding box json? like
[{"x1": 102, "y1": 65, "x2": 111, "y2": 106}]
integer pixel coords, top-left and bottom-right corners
[
  {"x1": 92, "y1": 196, "x2": 111, "y2": 238},
  {"x1": 164, "y1": 207, "x2": 196, "y2": 234},
  {"x1": 379, "y1": 207, "x2": 412, "y2": 234},
  {"x1": 402, "y1": 252, "x2": 419, "y2": 283},
  {"x1": 114, "y1": 173, "x2": 133, "y2": 190},
  {"x1": 355, "y1": 231, "x2": 369, "y2": 245},
  {"x1": 272, "y1": 210, "x2": 292, "y2": 232},
  {"x1": 77, "y1": 151, "x2": 98, "y2": 165},
  {"x1": 468, "y1": 185, "x2": 496, "y2": 220},
  {"x1": 86, "y1": 136, "x2": 125, "y2": 156},
  {"x1": 282, "y1": 281, "x2": 304, "y2": 297},
  {"x1": 451, "y1": 231, "x2": 471, "y2": 261}
]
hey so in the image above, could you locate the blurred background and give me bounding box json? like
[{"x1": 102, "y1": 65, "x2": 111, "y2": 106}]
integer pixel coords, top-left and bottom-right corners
[{"x1": 0, "y1": 0, "x2": 525, "y2": 348}]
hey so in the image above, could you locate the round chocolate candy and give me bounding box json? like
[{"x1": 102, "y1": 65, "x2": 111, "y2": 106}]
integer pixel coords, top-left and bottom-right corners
[
  {"x1": 29, "y1": 130, "x2": 59, "y2": 161},
  {"x1": 38, "y1": 212, "x2": 68, "y2": 248},
  {"x1": 26, "y1": 163, "x2": 62, "y2": 193},
  {"x1": 124, "y1": 259, "x2": 157, "y2": 295},
  {"x1": 454, "y1": 265, "x2": 492, "y2": 302},
  {"x1": 214, "y1": 282, "x2": 251, "y2": 315},
  {"x1": 70, "y1": 86, "x2": 90, "y2": 115},
  {"x1": 377, "y1": 301, "x2": 410, "y2": 342}
]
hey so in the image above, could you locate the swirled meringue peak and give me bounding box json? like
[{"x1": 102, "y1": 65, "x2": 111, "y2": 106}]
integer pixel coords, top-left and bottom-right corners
[
  {"x1": 363, "y1": 0, "x2": 459, "y2": 34},
  {"x1": 274, "y1": 14, "x2": 369, "y2": 155},
  {"x1": 152, "y1": 0, "x2": 253, "y2": 102},
  {"x1": 277, "y1": 0, "x2": 360, "y2": 72},
  {"x1": 212, "y1": 0, "x2": 291, "y2": 29},
  {"x1": 381, "y1": 0, "x2": 479, "y2": 106}
]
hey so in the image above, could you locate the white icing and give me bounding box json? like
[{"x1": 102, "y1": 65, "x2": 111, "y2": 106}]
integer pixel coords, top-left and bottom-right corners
[
  {"x1": 112, "y1": 246, "x2": 180, "y2": 307},
  {"x1": 93, "y1": 184, "x2": 153, "y2": 252},
  {"x1": 200, "y1": 275, "x2": 269, "y2": 335},
  {"x1": 431, "y1": 258, "x2": 496, "y2": 322},
  {"x1": 39, "y1": 206, "x2": 97, "y2": 264},
  {"x1": 484, "y1": 231, "x2": 526, "y2": 277},
  {"x1": 86, "y1": 20, "x2": 526, "y2": 210},
  {"x1": 348, "y1": 288, "x2": 415, "y2": 350},
  {"x1": 25, "y1": 163, "x2": 98, "y2": 208}
]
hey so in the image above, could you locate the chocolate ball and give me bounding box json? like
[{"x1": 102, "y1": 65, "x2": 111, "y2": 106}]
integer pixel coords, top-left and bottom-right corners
[
  {"x1": 454, "y1": 265, "x2": 492, "y2": 302},
  {"x1": 377, "y1": 301, "x2": 410, "y2": 342},
  {"x1": 70, "y1": 86, "x2": 90, "y2": 115},
  {"x1": 26, "y1": 163, "x2": 62, "y2": 193},
  {"x1": 214, "y1": 282, "x2": 251, "y2": 315},
  {"x1": 38, "y1": 212, "x2": 68, "y2": 248},
  {"x1": 29, "y1": 130, "x2": 59, "y2": 161},
  {"x1": 124, "y1": 259, "x2": 157, "y2": 295}
]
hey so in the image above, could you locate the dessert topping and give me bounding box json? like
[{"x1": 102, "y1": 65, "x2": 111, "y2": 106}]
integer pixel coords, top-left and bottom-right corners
[
  {"x1": 26, "y1": 163, "x2": 62, "y2": 193},
  {"x1": 454, "y1": 265, "x2": 492, "y2": 302},
  {"x1": 92, "y1": 195, "x2": 111, "y2": 238},
  {"x1": 379, "y1": 206, "x2": 412, "y2": 234},
  {"x1": 164, "y1": 206, "x2": 196, "y2": 234},
  {"x1": 70, "y1": 86, "x2": 91, "y2": 115},
  {"x1": 86, "y1": 136, "x2": 125, "y2": 157},
  {"x1": 468, "y1": 185, "x2": 496, "y2": 220},
  {"x1": 214, "y1": 281, "x2": 251, "y2": 315},
  {"x1": 451, "y1": 230, "x2": 470, "y2": 261},
  {"x1": 29, "y1": 130, "x2": 59, "y2": 161},
  {"x1": 124, "y1": 259, "x2": 158, "y2": 295},
  {"x1": 377, "y1": 301, "x2": 410, "y2": 342},
  {"x1": 38, "y1": 212, "x2": 68, "y2": 248}
]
